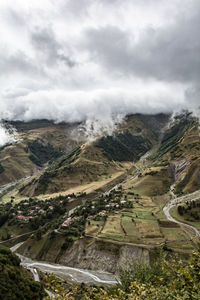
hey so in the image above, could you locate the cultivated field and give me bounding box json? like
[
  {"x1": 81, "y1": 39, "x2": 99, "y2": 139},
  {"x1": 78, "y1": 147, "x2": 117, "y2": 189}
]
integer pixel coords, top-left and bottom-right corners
[{"x1": 86, "y1": 185, "x2": 198, "y2": 251}]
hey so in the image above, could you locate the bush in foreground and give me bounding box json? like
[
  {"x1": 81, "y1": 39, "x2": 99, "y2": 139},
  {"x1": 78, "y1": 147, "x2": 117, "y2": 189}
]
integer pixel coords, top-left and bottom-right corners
[
  {"x1": 43, "y1": 247, "x2": 200, "y2": 299},
  {"x1": 0, "y1": 246, "x2": 46, "y2": 300}
]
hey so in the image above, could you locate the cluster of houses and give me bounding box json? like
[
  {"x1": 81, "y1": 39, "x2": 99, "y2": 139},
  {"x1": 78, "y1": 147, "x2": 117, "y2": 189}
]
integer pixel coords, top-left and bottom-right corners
[
  {"x1": 15, "y1": 203, "x2": 55, "y2": 223},
  {"x1": 60, "y1": 197, "x2": 128, "y2": 228},
  {"x1": 60, "y1": 209, "x2": 108, "y2": 228},
  {"x1": 14, "y1": 189, "x2": 129, "y2": 231},
  {"x1": 86, "y1": 210, "x2": 107, "y2": 221}
]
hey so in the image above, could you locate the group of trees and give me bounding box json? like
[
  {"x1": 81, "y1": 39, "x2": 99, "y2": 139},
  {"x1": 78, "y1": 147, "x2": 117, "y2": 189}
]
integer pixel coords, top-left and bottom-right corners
[
  {"x1": 0, "y1": 246, "x2": 45, "y2": 299},
  {"x1": 27, "y1": 139, "x2": 63, "y2": 167},
  {"x1": 0, "y1": 202, "x2": 12, "y2": 228},
  {"x1": 0, "y1": 195, "x2": 71, "y2": 240},
  {"x1": 29, "y1": 202, "x2": 66, "y2": 230},
  {"x1": 62, "y1": 217, "x2": 85, "y2": 238},
  {"x1": 177, "y1": 200, "x2": 200, "y2": 221},
  {"x1": 94, "y1": 130, "x2": 151, "y2": 162},
  {"x1": 70, "y1": 192, "x2": 132, "y2": 220}
]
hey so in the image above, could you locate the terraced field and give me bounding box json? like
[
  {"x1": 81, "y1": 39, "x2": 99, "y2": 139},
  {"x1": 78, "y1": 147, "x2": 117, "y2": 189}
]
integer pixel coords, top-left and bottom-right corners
[{"x1": 86, "y1": 185, "x2": 198, "y2": 251}]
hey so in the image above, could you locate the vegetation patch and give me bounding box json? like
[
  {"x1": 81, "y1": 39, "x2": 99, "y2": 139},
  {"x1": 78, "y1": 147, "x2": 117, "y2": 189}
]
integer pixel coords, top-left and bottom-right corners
[
  {"x1": 0, "y1": 246, "x2": 45, "y2": 299},
  {"x1": 48, "y1": 146, "x2": 81, "y2": 171},
  {"x1": 85, "y1": 219, "x2": 104, "y2": 236},
  {"x1": 94, "y1": 130, "x2": 151, "y2": 162},
  {"x1": 98, "y1": 214, "x2": 125, "y2": 241},
  {"x1": 177, "y1": 200, "x2": 200, "y2": 221},
  {"x1": 161, "y1": 227, "x2": 188, "y2": 241},
  {"x1": 135, "y1": 220, "x2": 162, "y2": 238},
  {"x1": 170, "y1": 200, "x2": 200, "y2": 231},
  {"x1": 28, "y1": 139, "x2": 63, "y2": 167}
]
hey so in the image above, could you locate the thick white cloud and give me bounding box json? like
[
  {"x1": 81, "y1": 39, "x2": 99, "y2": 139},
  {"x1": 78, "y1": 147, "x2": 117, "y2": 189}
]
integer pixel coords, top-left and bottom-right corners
[
  {"x1": 0, "y1": 123, "x2": 17, "y2": 147},
  {"x1": 0, "y1": 0, "x2": 200, "y2": 145}
]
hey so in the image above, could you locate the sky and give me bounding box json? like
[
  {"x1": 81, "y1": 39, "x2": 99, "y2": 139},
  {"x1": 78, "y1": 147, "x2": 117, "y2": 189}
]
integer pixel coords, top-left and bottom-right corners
[{"x1": 0, "y1": 0, "x2": 200, "y2": 143}]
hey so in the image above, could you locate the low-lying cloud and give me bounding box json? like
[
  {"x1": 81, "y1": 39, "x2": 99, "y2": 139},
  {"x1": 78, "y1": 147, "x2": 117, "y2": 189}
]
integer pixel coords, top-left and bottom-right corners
[
  {"x1": 0, "y1": 123, "x2": 17, "y2": 147},
  {"x1": 0, "y1": 0, "x2": 200, "y2": 145},
  {"x1": 0, "y1": 84, "x2": 188, "y2": 123}
]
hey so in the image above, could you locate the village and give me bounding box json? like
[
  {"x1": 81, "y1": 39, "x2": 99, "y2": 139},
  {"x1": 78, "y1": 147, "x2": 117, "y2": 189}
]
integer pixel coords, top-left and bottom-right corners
[{"x1": 0, "y1": 187, "x2": 133, "y2": 241}]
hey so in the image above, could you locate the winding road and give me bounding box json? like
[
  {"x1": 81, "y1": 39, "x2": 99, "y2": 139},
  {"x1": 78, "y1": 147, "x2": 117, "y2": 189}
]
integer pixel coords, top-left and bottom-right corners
[{"x1": 163, "y1": 188, "x2": 200, "y2": 238}]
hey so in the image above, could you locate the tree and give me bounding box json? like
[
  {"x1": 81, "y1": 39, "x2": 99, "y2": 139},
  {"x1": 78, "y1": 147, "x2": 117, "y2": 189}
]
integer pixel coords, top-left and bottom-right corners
[{"x1": 177, "y1": 205, "x2": 183, "y2": 215}]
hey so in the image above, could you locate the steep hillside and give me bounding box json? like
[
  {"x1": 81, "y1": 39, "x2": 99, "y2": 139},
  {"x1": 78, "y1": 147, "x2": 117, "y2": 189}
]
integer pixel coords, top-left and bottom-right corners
[
  {"x1": 110, "y1": 112, "x2": 200, "y2": 199},
  {"x1": 0, "y1": 121, "x2": 81, "y2": 186},
  {"x1": 150, "y1": 113, "x2": 200, "y2": 194},
  {"x1": 94, "y1": 113, "x2": 169, "y2": 162},
  {"x1": 18, "y1": 114, "x2": 169, "y2": 197},
  {"x1": 94, "y1": 131, "x2": 151, "y2": 162},
  {"x1": 152, "y1": 112, "x2": 196, "y2": 161},
  {"x1": 19, "y1": 144, "x2": 123, "y2": 196}
]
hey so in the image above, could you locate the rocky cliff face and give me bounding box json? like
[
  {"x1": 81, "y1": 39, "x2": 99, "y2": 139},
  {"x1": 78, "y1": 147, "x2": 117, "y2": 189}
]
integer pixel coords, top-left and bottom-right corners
[
  {"x1": 18, "y1": 237, "x2": 149, "y2": 274},
  {"x1": 59, "y1": 239, "x2": 149, "y2": 274},
  {"x1": 168, "y1": 158, "x2": 190, "y2": 181}
]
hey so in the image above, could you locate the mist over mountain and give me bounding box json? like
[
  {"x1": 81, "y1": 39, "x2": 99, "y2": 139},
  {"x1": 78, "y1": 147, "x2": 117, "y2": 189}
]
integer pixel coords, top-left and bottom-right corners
[
  {"x1": 0, "y1": 0, "x2": 200, "y2": 145},
  {"x1": 0, "y1": 123, "x2": 17, "y2": 147}
]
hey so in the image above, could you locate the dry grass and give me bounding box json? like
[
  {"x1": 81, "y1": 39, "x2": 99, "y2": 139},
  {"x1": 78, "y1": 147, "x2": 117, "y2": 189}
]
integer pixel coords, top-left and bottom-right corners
[
  {"x1": 85, "y1": 220, "x2": 104, "y2": 236},
  {"x1": 99, "y1": 214, "x2": 125, "y2": 241},
  {"x1": 135, "y1": 220, "x2": 162, "y2": 238}
]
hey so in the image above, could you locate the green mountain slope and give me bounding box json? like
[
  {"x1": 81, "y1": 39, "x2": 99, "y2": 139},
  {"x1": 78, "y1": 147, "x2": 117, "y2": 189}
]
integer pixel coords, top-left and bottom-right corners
[
  {"x1": 0, "y1": 121, "x2": 81, "y2": 186},
  {"x1": 94, "y1": 131, "x2": 151, "y2": 161},
  {"x1": 18, "y1": 114, "x2": 169, "y2": 197}
]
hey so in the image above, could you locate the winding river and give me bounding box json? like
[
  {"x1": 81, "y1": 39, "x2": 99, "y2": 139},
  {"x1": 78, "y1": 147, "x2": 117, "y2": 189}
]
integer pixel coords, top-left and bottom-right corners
[{"x1": 11, "y1": 243, "x2": 118, "y2": 286}]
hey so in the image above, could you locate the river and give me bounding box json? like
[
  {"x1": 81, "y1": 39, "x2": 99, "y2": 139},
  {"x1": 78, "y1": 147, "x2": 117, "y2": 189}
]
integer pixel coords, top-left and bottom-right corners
[{"x1": 11, "y1": 243, "x2": 118, "y2": 286}]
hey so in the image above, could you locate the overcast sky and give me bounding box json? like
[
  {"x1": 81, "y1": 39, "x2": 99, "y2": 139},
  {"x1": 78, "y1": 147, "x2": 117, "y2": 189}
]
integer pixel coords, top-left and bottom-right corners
[{"x1": 0, "y1": 0, "x2": 200, "y2": 130}]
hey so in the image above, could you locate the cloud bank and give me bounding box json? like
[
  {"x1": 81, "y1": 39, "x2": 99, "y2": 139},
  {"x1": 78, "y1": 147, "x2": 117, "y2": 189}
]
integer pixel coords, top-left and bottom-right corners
[
  {"x1": 0, "y1": 0, "x2": 200, "y2": 144},
  {"x1": 0, "y1": 123, "x2": 17, "y2": 147}
]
